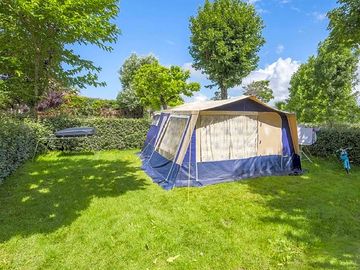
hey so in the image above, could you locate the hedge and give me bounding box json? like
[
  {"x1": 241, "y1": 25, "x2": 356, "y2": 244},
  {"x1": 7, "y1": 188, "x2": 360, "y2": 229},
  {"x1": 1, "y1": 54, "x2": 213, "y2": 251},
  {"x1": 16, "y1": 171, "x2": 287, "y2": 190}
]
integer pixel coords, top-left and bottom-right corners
[
  {"x1": 308, "y1": 126, "x2": 360, "y2": 165},
  {"x1": 0, "y1": 117, "x2": 51, "y2": 183},
  {"x1": 0, "y1": 116, "x2": 150, "y2": 183},
  {"x1": 40, "y1": 116, "x2": 151, "y2": 151}
]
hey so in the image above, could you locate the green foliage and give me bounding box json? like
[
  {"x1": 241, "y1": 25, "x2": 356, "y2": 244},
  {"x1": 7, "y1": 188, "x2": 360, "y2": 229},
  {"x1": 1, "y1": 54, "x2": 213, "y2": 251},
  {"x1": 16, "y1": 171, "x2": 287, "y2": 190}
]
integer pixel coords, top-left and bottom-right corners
[
  {"x1": 116, "y1": 54, "x2": 158, "y2": 117},
  {"x1": 0, "y1": 0, "x2": 120, "y2": 108},
  {"x1": 328, "y1": 0, "x2": 360, "y2": 47},
  {"x1": 0, "y1": 115, "x2": 150, "y2": 182},
  {"x1": 287, "y1": 41, "x2": 360, "y2": 124},
  {"x1": 119, "y1": 53, "x2": 158, "y2": 90},
  {"x1": 243, "y1": 80, "x2": 274, "y2": 103},
  {"x1": 59, "y1": 94, "x2": 119, "y2": 117},
  {"x1": 189, "y1": 0, "x2": 265, "y2": 99},
  {"x1": 40, "y1": 116, "x2": 150, "y2": 151},
  {"x1": 309, "y1": 125, "x2": 360, "y2": 165},
  {"x1": 0, "y1": 151, "x2": 359, "y2": 269},
  {"x1": 132, "y1": 62, "x2": 200, "y2": 110},
  {"x1": 116, "y1": 89, "x2": 144, "y2": 118},
  {"x1": 274, "y1": 101, "x2": 288, "y2": 111},
  {"x1": 0, "y1": 117, "x2": 51, "y2": 182}
]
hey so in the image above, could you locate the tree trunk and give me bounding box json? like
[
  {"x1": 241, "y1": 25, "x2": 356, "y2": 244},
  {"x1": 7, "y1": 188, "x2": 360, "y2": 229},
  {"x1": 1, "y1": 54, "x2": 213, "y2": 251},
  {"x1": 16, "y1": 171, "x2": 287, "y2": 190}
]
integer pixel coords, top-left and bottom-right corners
[
  {"x1": 220, "y1": 84, "x2": 228, "y2": 100},
  {"x1": 160, "y1": 96, "x2": 167, "y2": 110}
]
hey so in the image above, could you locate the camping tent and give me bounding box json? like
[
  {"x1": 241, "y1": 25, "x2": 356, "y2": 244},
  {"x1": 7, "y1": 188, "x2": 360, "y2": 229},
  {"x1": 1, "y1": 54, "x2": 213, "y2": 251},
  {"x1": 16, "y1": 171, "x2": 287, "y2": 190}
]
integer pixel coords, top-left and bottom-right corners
[{"x1": 140, "y1": 96, "x2": 301, "y2": 190}]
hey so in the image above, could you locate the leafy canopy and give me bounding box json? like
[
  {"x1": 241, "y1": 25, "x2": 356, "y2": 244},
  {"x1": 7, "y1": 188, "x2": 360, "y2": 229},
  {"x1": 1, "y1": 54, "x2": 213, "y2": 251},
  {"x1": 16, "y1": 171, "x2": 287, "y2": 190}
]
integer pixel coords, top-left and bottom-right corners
[
  {"x1": 189, "y1": 0, "x2": 265, "y2": 99},
  {"x1": 243, "y1": 80, "x2": 274, "y2": 103},
  {"x1": 132, "y1": 62, "x2": 200, "y2": 110},
  {"x1": 328, "y1": 0, "x2": 360, "y2": 47},
  {"x1": 287, "y1": 40, "x2": 359, "y2": 124},
  {"x1": 0, "y1": 0, "x2": 120, "y2": 108},
  {"x1": 117, "y1": 54, "x2": 158, "y2": 117}
]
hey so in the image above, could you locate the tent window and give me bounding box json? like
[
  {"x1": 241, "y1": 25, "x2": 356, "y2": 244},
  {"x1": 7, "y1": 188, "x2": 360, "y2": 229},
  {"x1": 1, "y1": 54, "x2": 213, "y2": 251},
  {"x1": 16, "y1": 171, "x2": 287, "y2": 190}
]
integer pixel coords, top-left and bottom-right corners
[
  {"x1": 199, "y1": 115, "x2": 258, "y2": 162},
  {"x1": 157, "y1": 116, "x2": 188, "y2": 160}
]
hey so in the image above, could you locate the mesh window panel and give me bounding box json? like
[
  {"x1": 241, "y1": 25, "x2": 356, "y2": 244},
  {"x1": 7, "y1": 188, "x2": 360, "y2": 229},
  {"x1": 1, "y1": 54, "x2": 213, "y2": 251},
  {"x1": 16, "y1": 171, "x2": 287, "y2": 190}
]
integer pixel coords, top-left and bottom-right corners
[
  {"x1": 199, "y1": 115, "x2": 258, "y2": 162},
  {"x1": 157, "y1": 117, "x2": 188, "y2": 160}
]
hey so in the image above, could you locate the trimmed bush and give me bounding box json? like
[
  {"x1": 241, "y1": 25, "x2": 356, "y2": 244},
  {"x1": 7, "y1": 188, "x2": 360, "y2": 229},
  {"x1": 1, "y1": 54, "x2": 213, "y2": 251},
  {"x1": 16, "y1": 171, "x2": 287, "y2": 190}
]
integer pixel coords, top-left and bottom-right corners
[
  {"x1": 1, "y1": 116, "x2": 150, "y2": 182},
  {"x1": 308, "y1": 126, "x2": 360, "y2": 165},
  {"x1": 0, "y1": 117, "x2": 51, "y2": 182},
  {"x1": 40, "y1": 116, "x2": 151, "y2": 151}
]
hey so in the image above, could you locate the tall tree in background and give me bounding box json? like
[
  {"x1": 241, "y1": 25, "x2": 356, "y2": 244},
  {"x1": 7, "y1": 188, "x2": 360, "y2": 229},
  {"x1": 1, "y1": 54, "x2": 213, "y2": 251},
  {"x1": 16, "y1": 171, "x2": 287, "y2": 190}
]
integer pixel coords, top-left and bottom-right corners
[
  {"x1": 117, "y1": 54, "x2": 158, "y2": 117},
  {"x1": 328, "y1": 0, "x2": 360, "y2": 47},
  {"x1": 189, "y1": 0, "x2": 265, "y2": 100},
  {"x1": 0, "y1": 0, "x2": 120, "y2": 109},
  {"x1": 287, "y1": 40, "x2": 359, "y2": 124},
  {"x1": 132, "y1": 62, "x2": 200, "y2": 110},
  {"x1": 243, "y1": 80, "x2": 274, "y2": 103}
]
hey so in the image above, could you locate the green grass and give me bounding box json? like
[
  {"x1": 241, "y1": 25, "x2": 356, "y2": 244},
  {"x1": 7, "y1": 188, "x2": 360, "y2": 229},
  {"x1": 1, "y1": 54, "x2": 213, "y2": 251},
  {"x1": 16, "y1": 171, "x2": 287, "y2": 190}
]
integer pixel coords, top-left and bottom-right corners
[{"x1": 0, "y1": 150, "x2": 359, "y2": 270}]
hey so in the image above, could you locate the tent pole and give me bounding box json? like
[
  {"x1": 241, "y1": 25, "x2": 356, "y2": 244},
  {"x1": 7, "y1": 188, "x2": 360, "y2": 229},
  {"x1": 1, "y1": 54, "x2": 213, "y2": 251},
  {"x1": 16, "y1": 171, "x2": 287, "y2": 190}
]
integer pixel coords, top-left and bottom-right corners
[{"x1": 187, "y1": 128, "x2": 191, "y2": 202}]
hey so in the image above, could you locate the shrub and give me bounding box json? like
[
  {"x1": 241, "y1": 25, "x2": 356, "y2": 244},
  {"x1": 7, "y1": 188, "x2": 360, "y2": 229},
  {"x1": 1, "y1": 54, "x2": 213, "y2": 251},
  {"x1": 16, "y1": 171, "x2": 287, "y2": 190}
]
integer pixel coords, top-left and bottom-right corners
[
  {"x1": 40, "y1": 116, "x2": 151, "y2": 151},
  {"x1": 0, "y1": 115, "x2": 150, "y2": 182},
  {"x1": 308, "y1": 126, "x2": 360, "y2": 165},
  {"x1": 0, "y1": 117, "x2": 52, "y2": 183}
]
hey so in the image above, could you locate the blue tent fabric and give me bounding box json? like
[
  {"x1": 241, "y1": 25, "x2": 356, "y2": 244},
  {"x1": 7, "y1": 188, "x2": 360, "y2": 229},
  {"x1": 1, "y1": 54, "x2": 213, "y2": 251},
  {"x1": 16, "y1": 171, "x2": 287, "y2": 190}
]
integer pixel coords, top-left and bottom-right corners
[{"x1": 140, "y1": 96, "x2": 301, "y2": 190}]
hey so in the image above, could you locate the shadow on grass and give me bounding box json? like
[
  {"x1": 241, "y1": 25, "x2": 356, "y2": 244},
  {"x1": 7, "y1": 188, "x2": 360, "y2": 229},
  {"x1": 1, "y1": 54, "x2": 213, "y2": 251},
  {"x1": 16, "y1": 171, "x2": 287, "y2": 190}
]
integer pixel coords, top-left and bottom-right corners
[
  {"x1": 241, "y1": 159, "x2": 360, "y2": 269},
  {"x1": 0, "y1": 152, "x2": 148, "y2": 243}
]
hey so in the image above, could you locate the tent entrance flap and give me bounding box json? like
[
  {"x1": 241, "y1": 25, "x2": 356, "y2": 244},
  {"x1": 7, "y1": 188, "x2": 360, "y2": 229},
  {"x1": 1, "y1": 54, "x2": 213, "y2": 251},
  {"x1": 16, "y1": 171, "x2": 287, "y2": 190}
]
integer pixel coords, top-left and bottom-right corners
[{"x1": 257, "y1": 112, "x2": 282, "y2": 156}]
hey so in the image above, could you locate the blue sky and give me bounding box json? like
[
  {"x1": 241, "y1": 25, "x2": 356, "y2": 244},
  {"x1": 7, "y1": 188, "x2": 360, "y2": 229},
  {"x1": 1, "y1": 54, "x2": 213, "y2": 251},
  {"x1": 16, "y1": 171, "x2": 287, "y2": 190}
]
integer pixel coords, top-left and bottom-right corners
[{"x1": 75, "y1": 0, "x2": 338, "y2": 102}]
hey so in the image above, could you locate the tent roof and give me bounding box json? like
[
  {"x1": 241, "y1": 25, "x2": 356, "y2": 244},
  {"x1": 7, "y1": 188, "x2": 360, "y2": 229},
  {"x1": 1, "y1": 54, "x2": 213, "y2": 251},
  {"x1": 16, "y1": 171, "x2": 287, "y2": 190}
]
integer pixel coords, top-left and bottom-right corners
[{"x1": 166, "y1": 95, "x2": 294, "y2": 115}]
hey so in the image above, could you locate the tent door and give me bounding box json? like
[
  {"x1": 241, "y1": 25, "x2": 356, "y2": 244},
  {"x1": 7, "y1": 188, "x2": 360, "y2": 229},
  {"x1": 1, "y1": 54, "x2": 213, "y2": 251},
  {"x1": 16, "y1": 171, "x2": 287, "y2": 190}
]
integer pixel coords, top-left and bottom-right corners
[{"x1": 257, "y1": 112, "x2": 282, "y2": 156}]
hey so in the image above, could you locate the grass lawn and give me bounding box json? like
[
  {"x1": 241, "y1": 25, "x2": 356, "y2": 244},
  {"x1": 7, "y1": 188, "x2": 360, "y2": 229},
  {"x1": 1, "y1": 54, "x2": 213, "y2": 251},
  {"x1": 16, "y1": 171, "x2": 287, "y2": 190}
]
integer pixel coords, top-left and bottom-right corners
[{"x1": 0, "y1": 150, "x2": 359, "y2": 270}]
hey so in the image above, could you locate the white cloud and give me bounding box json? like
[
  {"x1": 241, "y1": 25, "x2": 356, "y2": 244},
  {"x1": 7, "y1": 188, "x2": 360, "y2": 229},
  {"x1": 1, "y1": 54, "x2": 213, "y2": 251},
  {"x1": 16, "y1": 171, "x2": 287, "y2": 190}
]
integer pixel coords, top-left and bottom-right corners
[
  {"x1": 238, "y1": 57, "x2": 300, "y2": 103},
  {"x1": 247, "y1": 0, "x2": 260, "y2": 4},
  {"x1": 183, "y1": 62, "x2": 207, "y2": 81},
  {"x1": 276, "y1": 44, "x2": 285, "y2": 54},
  {"x1": 312, "y1": 12, "x2": 327, "y2": 21},
  {"x1": 193, "y1": 93, "x2": 209, "y2": 102}
]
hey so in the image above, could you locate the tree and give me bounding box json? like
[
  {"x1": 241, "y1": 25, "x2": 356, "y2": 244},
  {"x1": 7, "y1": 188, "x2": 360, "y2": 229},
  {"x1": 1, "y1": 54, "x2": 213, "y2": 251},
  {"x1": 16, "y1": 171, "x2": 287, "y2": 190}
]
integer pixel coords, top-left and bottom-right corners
[
  {"x1": 116, "y1": 90, "x2": 144, "y2": 118},
  {"x1": 274, "y1": 100, "x2": 288, "y2": 111},
  {"x1": 328, "y1": 0, "x2": 360, "y2": 47},
  {"x1": 243, "y1": 80, "x2": 274, "y2": 103},
  {"x1": 119, "y1": 54, "x2": 158, "y2": 90},
  {"x1": 117, "y1": 54, "x2": 158, "y2": 117},
  {"x1": 0, "y1": 0, "x2": 120, "y2": 109},
  {"x1": 211, "y1": 91, "x2": 222, "y2": 101},
  {"x1": 189, "y1": 0, "x2": 265, "y2": 100},
  {"x1": 287, "y1": 41, "x2": 359, "y2": 124},
  {"x1": 132, "y1": 63, "x2": 200, "y2": 110}
]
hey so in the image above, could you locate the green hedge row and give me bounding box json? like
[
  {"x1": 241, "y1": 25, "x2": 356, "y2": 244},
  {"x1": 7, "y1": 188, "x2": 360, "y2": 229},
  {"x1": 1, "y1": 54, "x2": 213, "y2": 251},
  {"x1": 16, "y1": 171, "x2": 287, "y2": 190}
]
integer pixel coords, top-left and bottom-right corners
[
  {"x1": 308, "y1": 126, "x2": 360, "y2": 165},
  {"x1": 0, "y1": 117, "x2": 51, "y2": 182},
  {"x1": 0, "y1": 116, "x2": 151, "y2": 183},
  {"x1": 40, "y1": 116, "x2": 151, "y2": 151}
]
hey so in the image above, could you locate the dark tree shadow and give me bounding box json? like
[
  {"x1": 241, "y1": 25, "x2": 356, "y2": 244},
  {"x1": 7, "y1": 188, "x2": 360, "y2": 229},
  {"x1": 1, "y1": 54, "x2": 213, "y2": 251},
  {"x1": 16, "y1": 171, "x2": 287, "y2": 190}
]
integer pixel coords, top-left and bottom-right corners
[
  {"x1": 0, "y1": 152, "x2": 148, "y2": 243},
  {"x1": 239, "y1": 159, "x2": 360, "y2": 269}
]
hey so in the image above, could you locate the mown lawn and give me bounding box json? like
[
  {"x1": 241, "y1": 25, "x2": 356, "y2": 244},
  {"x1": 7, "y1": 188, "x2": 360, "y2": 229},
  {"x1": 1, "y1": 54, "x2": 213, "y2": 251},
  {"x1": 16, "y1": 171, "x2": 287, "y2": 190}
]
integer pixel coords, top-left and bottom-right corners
[{"x1": 0, "y1": 150, "x2": 359, "y2": 270}]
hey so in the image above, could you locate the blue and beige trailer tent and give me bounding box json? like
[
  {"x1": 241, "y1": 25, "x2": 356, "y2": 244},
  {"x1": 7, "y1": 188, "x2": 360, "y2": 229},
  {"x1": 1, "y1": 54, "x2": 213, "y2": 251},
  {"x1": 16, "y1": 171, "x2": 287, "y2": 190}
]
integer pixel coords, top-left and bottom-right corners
[{"x1": 140, "y1": 96, "x2": 301, "y2": 190}]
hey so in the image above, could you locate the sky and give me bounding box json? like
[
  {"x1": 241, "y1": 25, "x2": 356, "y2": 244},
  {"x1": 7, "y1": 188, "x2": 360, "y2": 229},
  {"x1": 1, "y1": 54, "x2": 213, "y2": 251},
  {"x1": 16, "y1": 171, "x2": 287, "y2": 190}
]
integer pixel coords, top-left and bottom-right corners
[{"x1": 74, "y1": 0, "x2": 339, "y2": 103}]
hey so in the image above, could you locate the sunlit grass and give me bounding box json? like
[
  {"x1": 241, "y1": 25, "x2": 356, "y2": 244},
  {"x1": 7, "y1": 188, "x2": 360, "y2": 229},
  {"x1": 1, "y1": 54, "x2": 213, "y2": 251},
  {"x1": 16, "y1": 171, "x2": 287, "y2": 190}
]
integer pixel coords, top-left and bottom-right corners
[{"x1": 0, "y1": 150, "x2": 359, "y2": 269}]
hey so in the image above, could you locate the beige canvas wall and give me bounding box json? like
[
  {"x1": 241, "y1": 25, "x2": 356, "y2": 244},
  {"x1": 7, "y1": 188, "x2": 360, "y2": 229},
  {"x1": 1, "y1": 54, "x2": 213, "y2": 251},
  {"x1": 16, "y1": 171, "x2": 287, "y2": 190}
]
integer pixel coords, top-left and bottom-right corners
[
  {"x1": 197, "y1": 114, "x2": 258, "y2": 162},
  {"x1": 257, "y1": 112, "x2": 282, "y2": 156}
]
